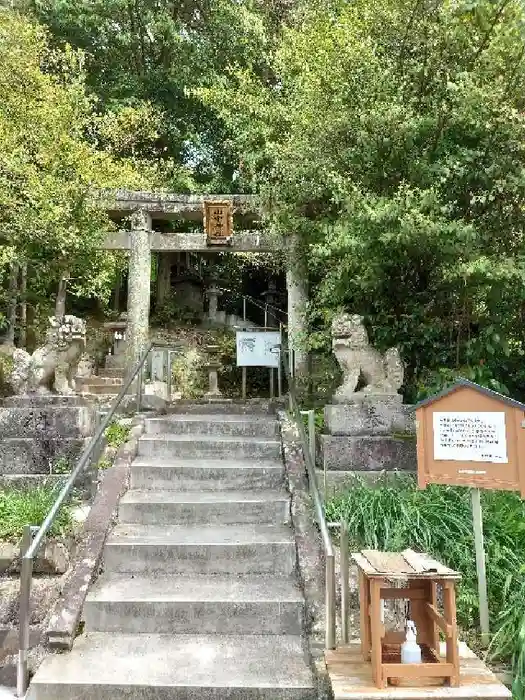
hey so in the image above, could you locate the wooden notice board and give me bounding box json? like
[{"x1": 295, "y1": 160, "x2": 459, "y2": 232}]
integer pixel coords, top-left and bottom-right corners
[
  {"x1": 414, "y1": 379, "x2": 525, "y2": 496},
  {"x1": 203, "y1": 200, "x2": 233, "y2": 245}
]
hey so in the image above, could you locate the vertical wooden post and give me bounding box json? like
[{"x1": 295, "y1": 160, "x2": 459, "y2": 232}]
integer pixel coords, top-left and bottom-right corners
[
  {"x1": 370, "y1": 580, "x2": 384, "y2": 688},
  {"x1": 358, "y1": 570, "x2": 371, "y2": 660},
  {"x1": 443, "y1": 581, "x2": 460, "y2": 687},
  {"x1": 471, "y1": 488, "x2": 490, "y2": 644},
  {"x1": 242, "y1": 367, "x2": 247, "y2": 400}
]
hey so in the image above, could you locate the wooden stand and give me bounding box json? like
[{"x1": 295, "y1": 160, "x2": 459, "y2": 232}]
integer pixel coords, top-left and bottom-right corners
[{"x1": 353, "y1": 549, "x2": 461, "y2": 690}]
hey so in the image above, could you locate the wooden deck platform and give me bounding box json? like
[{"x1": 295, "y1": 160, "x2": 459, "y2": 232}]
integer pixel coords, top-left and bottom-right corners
[{"x1": 326, "y1": 641, "x2": 512, "y2": 699}]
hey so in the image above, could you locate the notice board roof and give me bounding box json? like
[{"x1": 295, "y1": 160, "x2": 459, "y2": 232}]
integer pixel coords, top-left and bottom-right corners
[{"x1": 412, "y1": 378, "x2": 525, "y2": 413}]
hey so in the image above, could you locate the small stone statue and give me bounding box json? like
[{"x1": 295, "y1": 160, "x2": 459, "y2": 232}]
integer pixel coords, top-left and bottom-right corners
[
  {"x1": 11, "y1": 315, "x2": 87, "y2": 395},
  {"x1": 331, "y1": 313, "x2": 403, "y2": 400}
]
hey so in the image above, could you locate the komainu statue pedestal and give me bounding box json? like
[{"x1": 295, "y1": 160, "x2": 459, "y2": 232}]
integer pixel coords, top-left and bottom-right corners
[
  {"x1": 0, "y1": 395, "x2": 97, "y2": 488},
  {"x1": 321, "y1": 314, "x2": 416, "y2": 490}
]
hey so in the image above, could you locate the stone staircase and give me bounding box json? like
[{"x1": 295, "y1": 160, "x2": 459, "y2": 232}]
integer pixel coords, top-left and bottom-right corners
[
  {"x1": 27, "y1": 406, "x2": 316, "y2": 699},
  {"x1": 76, "y1": 365, "x2": 127, "y2": 398}
]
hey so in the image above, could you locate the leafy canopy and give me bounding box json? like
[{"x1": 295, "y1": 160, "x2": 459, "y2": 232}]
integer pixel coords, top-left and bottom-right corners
[{"x1": 201, "y1": 0, "x2": 525, "y2": 399}]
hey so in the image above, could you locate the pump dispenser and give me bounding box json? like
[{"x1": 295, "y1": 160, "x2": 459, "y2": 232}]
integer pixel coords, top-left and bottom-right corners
[{"x1": 401, "y1": 621, "x2": 422, "y2": 664}]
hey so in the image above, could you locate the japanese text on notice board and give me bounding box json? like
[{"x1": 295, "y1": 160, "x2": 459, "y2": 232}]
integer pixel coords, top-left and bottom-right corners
[{"x1": 433, "y1": 412, "x2": 508, "y2": 463}]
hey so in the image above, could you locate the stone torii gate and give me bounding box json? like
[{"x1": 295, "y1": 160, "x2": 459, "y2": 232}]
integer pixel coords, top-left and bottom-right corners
[{"x1": 102, "y1": 190, "x2": 307, "y2": 371}]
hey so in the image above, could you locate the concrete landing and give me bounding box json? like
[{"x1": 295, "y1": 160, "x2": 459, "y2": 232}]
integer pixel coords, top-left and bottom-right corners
[
  {"x1": 27, "y1": 633, "x2": 316, "y2": 700},
  {"x1": 326, "y1": 642, "x2": 511, "y2": 699}
]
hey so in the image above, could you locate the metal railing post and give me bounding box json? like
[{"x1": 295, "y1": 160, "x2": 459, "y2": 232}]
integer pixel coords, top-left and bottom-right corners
[
  {"x1": 278, "y1": 324, "x2": 283, "y2": 399},
  {"x1": 280, "y1": 341, "x2": 336, "y2": 652},
  {"x1": 300, "y1": 409, "x2": 315, "y2": 464},
  {"x1": 326, "y1": 554, "x2": 336, "y2": 650},
  {"x1": 136, "y1": 359, "x2": 144, "y2": 412},
  {"x1": 340, "y1": 519, "x2": 349, "y2": 644},
  {"x1": 17, "y1": 525, "x2": 33, "y2": 697},
  {"x1": 166, "y1": 349, "x2": 172, "y2": 402},
  {"x1": 308, "y1": 409, "x2": 315, "y2": 465}
]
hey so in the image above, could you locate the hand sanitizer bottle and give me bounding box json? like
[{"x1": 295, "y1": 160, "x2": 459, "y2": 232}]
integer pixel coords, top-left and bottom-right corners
[{"x1": 401, "y1": 621, "x2": 422, "y2": 664}]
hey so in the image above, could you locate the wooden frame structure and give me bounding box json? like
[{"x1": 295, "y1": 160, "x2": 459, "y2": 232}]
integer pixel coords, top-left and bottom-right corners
[{"x1": 353, "y1": 549, "x2": 461, "y2": 689}]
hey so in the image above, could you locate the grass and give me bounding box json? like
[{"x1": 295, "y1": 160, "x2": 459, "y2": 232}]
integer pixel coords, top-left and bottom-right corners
[
  {"x1": 0, "y1": 482, "x2": 75, "y2": 541},
  {"x1": 325, "y1": 474, "x2": 525, "y2": 698}
]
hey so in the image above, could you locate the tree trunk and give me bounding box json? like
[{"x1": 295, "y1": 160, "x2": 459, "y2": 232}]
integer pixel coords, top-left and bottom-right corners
[
  {"x1": 55, "y1": 274, "x2": 69, "y2": 318},
  {"x1": 19, "y1": 263, "x2": 27, "y2": 348},
  {"x1": 6, "y1": 262, "x2": 19, "y2": 345},
  {"x1": 113, "y1": 272, "x2": 121, "y2": 312}
]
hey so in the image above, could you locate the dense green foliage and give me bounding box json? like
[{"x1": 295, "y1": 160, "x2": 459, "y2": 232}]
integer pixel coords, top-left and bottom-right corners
[
  {"x1": 26, "y1": 0, "x2": 296, "y2": 191},
  {"x1": 0, "y1": 10, "x2": 153, "y2": 333},
  {"x1": 104, "y1": 421, "x2": 131, "y2": 449},
  {"x1": 4, "y1": 0, "x2": 525, "y2": 687},
  {"x1": 201, "y1": 0, "x2": 525, "y2": 400},
  {"x1": 326, "y1": 477, "x2": 525, "y2": 696}
]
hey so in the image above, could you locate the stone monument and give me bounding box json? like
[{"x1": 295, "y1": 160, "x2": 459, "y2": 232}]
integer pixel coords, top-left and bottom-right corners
[
  {"x1": 321, "y1": 313, "x2": 416, "y2": 488},
  {"x1": 0, "y1": 316, "x2": 96, "y2": 488}
]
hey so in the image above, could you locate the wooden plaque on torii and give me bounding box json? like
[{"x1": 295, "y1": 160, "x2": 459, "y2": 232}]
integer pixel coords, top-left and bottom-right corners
[{"x1": 204, "y1": 200, "x2": 233, "y2": 246}]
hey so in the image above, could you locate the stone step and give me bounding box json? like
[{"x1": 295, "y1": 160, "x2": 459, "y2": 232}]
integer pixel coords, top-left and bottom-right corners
[
  {"x1": 145, "y1": 414, "x2": 279, "y2": 438},
  {"x1": 27, "y1": 632, "x2": 315, "y2": 700},
  {"x1": 118, "y1": 489, "x2": 290, "y2": 526},
  {"x1": 98, "y1": 367, "x2": 126, "y2": 379},
  {"x1": 76, "y1": 376, "x2": 123, "y2": 387},
  {"x1": 80, "y1": 383, "x2": 127, "y2": 395},
  {"x1": 167, "y1": 401, "x2": 274, "y2": 415},
  {"x1": 84, "y1": 574, "x2": 304, "y2": 635},
  {"x1": 137, "y1": 434, "x2": 281, "y2": 460},
  {"x1": 130, "y1": 458, "x2": 284, "y2": 491},
  {"x1": 104, "y1": 523, "x2": 296, "y2": 576}
]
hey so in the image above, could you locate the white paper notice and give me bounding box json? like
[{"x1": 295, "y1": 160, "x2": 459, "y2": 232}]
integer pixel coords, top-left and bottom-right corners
[
  {"x1": 236, "y1": 331, "x2": 281, "y2": 368},
  {"x1": 433, "y1": 412, "x2": 508, "y2": 463}
]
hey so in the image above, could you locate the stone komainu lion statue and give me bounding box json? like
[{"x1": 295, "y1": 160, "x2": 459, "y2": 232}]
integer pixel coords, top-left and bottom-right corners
[
  {"x1": 11, "y1": 315, "x2": 86, "y2": 395},
  {"x1": 331, "y1": 313, "x2": 403, "y2": 400}
]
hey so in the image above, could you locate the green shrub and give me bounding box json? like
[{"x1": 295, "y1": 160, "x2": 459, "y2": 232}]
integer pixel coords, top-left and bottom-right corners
[
  {"x1": 0, "y1": 352, "x2": 13, "y2": 397},
  {"x1": 0, "y1": 483, "x2": 75, "y2": 541},
  {"x1": 325, "y1": 476, "x2": 525, "y2": 695},
  {"x1": 51, "y1": 457, "x2": 71, "y2": 474},
  {"x1": 171, "y1": 348, "x2": 207, "y2": 398},
  {"x1": 104, "y1": 422, "x2": 131, "y2": 448}
]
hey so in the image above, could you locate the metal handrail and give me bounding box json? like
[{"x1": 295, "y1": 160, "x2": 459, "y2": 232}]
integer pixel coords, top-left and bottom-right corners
[
  {"x1": 17, "y1": 341, "x2": 177, "y2": 696},
  {"x1": 218, "y1": 288, "x2": 288, "y2": 325},
  {"x1": 280, "y1": 344, "x2": 336, "y2": 649}
]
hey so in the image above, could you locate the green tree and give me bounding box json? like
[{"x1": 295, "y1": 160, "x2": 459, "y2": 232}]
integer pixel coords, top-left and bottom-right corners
[
  {"x1": 0, "y1": 10, "x2": 150, "y2": 337},
  {"x1": 27, "y1": 0, "x2": 292, "y2": 191},
  {"x1": 201, "y1": 0, "x2": 525, "y2": 400}
]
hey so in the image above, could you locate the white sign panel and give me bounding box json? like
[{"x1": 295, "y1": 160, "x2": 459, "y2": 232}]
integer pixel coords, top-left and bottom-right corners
[
  {"x1": 433, "y1": 412, "x2": 508, "y2": 463},
  {"x1": 236, "y1": 331, "x2": 281, "y2": 368}
]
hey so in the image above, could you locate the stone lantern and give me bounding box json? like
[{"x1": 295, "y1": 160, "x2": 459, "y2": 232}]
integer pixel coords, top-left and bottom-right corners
[{"x1": 204, "y1": 344, "x2": 222, "y2": 399}]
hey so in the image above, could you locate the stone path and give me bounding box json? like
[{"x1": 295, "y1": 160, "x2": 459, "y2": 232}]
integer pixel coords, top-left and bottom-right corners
[{"x1": 27, "y1": 405, "x2": 315, "y2": 699}]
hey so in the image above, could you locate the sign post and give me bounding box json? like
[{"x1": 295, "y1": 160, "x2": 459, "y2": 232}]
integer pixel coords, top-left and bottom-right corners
[
  {"x1": 471, "y1": 488, "x2": 490, "y2": 643},
  {"x1": 236, "y1": 328, "x2": 281, "y2": 399},
  {"x1": 413, "y1": 378, "x2": 525, "y2": 645}
]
